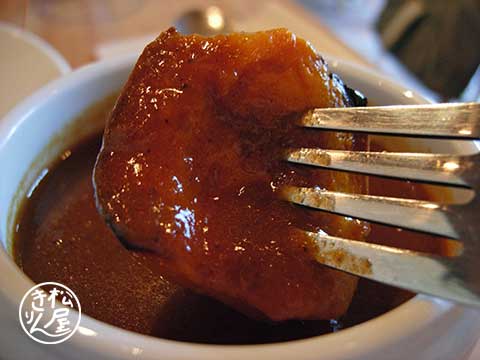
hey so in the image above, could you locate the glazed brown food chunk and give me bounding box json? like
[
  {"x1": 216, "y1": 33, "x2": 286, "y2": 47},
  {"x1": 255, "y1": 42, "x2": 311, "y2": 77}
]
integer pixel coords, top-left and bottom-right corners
[{"x1": 94, "y1": 28, "x2": 369, "y2": 321}]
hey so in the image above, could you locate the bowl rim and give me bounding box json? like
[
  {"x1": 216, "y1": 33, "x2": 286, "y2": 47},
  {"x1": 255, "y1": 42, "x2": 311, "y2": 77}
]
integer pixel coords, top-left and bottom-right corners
[{"x1": 0, "y1": 54, "x2": 464, "y2": 360}]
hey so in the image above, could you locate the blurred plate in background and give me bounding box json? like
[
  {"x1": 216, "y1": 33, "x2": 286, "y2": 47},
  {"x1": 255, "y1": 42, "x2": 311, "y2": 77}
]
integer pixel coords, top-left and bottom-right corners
[{"x1": 0, "y1": 22, "x2": 71, "y2": 119}]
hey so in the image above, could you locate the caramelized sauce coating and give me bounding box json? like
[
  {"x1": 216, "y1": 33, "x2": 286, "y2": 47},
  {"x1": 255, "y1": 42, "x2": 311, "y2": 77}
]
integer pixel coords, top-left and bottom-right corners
[{"x1": 93, "y1": 28, "x2": 369, "y2": 320}]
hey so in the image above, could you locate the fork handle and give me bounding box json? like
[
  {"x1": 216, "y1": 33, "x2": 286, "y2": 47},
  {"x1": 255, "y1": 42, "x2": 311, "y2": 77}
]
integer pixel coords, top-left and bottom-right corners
[{"x1": 301, "y1": 102, "x2": 480, "y2": 138}]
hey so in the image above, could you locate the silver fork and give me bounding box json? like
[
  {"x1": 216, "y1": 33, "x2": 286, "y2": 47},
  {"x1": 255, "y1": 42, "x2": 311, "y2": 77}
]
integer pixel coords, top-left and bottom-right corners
[{"x1": 281, "y1": 102, "x2": 480, "y2": 307}]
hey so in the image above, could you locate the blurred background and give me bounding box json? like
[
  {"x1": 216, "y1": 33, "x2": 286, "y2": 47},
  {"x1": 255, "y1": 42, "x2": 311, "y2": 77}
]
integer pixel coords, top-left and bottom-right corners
[
  {"x1": 0, "y1": 0, "x2": 479, "y2": 105},
  {"x1": 0, "y1": 1, "x2": 479, "y2": 358}
]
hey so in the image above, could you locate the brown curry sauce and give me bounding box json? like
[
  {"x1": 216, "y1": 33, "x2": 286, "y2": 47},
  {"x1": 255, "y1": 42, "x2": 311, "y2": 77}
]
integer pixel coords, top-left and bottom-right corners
[{"x1": 13, "y1": 97, "x2": 447, "y2": 344}]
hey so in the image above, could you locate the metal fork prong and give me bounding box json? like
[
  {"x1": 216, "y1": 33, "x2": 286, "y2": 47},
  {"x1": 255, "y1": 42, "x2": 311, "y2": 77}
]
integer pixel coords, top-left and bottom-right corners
[
  {"x1": 300, "y1": 102, "x2": 480, "y2": 138},
  {"x1": 304, "y1": 231, "x2": 480, "y2": 307},
  {"x1": 283, "y1": 187, "x2": 458, "y2": 238},
  {"x1": 285, "y1": 149, "x2": 476, "y2": 187}
]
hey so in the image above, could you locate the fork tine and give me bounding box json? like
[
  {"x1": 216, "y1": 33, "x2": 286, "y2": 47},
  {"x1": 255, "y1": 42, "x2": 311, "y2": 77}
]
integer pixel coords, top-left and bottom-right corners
[
  {"x1": 283, "y1": 187, "x2": 459, "y2": 238},
  {"x1": 300, "y1": 102, "x2": 480, "y2": 138},
  {"x1": 285, "y1": 149, "x2": 476, "y2": 187},
  {"x1": 304, "y1": 231, "x2": 480, "y2": 307}
]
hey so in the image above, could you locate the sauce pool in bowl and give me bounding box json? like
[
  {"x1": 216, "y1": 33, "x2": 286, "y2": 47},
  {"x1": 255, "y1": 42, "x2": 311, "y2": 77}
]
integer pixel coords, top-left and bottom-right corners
[{"x1": 12, "y1": 95, "x2": 450, "y2": 344}]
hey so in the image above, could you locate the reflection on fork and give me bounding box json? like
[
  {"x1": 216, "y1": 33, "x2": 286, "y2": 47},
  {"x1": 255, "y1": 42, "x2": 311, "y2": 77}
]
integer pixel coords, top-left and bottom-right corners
[{"x1": 281, "y1": 102, "x2": 480, "y2": 307}]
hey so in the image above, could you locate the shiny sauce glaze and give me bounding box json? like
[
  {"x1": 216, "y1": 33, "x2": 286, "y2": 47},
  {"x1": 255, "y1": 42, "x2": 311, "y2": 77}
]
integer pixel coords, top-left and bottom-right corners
[
  {"x1": 93, "y1": 28, "x2": 371, "y2": 321},
  {"x1": 13, "y1": 97, "x2": 448, "y2": 344}
]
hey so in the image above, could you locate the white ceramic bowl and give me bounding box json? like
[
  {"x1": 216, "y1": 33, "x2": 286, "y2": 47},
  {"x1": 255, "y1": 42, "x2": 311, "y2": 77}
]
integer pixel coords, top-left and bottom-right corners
[{"x1": 1, "y1": 54, "x2": 479, "y2": 360}]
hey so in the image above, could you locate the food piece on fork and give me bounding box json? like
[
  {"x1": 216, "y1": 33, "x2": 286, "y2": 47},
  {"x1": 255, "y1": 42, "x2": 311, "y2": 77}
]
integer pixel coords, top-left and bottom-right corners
[{"x1": 93, "y1": 28, "x2": 370, "y2": 321}]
